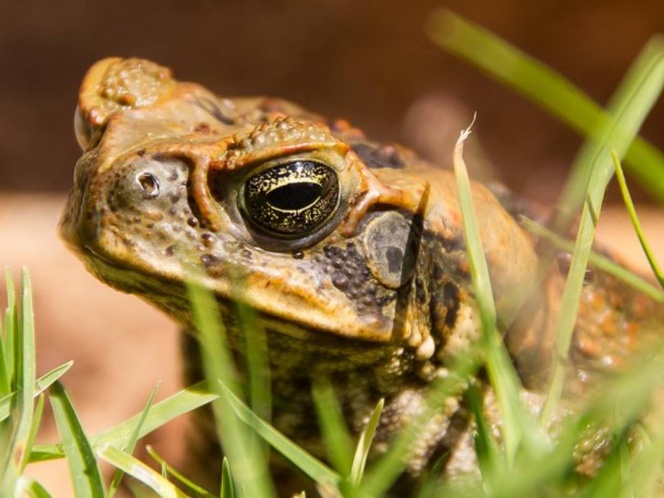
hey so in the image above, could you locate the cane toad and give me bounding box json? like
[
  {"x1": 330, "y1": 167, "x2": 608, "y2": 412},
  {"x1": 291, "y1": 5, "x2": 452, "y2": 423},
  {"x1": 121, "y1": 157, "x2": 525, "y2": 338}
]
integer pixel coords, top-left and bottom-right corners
[{"x1": 60, "y1": 58, "x2": 663, "y2": 494}]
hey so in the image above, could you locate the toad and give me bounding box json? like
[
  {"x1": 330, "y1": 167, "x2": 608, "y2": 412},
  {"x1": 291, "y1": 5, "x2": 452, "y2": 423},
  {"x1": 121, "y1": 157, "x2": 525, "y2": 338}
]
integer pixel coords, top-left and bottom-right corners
[{"x1": 60, "y1": 58, "x2": 663, "y2": 495}]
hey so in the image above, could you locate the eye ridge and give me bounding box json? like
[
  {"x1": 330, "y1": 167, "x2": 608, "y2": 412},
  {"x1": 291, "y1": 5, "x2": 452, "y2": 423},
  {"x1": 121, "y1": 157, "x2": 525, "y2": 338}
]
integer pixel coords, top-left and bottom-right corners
[{"x1": 241, "y1": 160, "x2": 340, "y2": 237}]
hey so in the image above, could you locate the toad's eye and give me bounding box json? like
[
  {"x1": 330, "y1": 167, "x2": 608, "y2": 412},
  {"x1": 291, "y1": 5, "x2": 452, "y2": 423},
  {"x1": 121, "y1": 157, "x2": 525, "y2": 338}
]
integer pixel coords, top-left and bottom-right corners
[{"x1": 241, "y1": 161, "x2": 340, "y2": 237}]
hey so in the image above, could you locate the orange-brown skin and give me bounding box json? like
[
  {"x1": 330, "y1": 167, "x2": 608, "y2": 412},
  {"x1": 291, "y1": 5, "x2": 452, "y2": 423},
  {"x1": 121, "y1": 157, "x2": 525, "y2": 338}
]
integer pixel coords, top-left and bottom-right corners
[{"x1": 60, "y1": 58, "x2": 663, "y2": 495}]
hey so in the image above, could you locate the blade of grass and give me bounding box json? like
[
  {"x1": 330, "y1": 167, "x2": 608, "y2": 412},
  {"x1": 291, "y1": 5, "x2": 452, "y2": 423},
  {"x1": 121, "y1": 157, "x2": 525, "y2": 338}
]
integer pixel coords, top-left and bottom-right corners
[
  {"x1": 236, "y1": 300, "x2": 272, "y2": 423},
  {"x1": 49, "y1": 381, "x2": 105, "y2": 498},
  {"x1": 15, "y1": 477, "x2": 53, "y2": 498},
  {"x1": 312, "y1": 379, "x2": 354, "y2": 477},
  {"x1": 0, "y1": 297, "x2": 8, "y2": 397},
  {"x1": 220, "y1": 457, "x2": 234, "y2": 498},
  {"x1": 99, "y1": 445, "x2": 188, "y2": 498},
  {"x1": 349, "y1": 398, "x2": 384, "y2": 488},
  {"x1": 219, "y1": 380, "x2": 340, "y2": 486},
  {"x1": 612, "y1": 150, "x2": 664, "y2": 287},
  {"x1": 427, "y1": 11, "x2": 664, "y2": 203},
  {"x1": 0, "y1": 269, "x2": 37, "y2": 496},
  {"x1": 145, "y1": 445, "x2": 214, "y2": 497},
  {"x1": 0, "y1": 361, "x2": 74, "y2": 423},
  {"x1": 3, "y1": 268, "x2": 16, "y2": 381},
  {"x1": 541, "y1": 37, "x2": 664, "y2": 422},
  {"x1": 465, "y1": 384, "x2": 502, "y2": 488},
  {"x1": 107, "y1": 384, "x2": 160, "y2": 498},
  {"x1": 626, "y1": 423, "x2": 664, "y2": 497},
  {"x1": 187, "y1": 280, "x2": 276, "y2": 498},
  {"x1": 31, "y1": 380, "x2": 217, "y2": 461},
  {"x1": 454, "y1": 124, "x2": 547, "y2": 464},
  {"x1": 19, "y1": 393, "x2": 44, "y2": 473}
]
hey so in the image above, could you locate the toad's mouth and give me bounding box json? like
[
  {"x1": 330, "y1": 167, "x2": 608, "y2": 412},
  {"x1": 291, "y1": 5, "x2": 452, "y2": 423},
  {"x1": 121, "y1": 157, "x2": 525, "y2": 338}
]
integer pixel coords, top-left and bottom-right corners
[
  {"x1": 73, "y1": 241, "x2": 401, "y2": 368},
  {"x1": 69, "y1": 236, "x2": 402, "y2": 349}
]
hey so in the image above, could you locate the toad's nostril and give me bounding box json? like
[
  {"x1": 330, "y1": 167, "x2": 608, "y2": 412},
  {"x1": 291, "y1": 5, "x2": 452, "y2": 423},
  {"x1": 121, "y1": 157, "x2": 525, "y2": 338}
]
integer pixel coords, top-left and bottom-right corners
[{"x1": 137, "y1": 172, "x2": 160, "y2": 198}]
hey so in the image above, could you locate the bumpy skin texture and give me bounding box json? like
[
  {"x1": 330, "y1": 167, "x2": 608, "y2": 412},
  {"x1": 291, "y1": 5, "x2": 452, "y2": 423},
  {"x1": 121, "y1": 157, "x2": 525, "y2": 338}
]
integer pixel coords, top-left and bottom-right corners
[{"x1": 61, "y1": 58, "x2": 663, "y2": 494}]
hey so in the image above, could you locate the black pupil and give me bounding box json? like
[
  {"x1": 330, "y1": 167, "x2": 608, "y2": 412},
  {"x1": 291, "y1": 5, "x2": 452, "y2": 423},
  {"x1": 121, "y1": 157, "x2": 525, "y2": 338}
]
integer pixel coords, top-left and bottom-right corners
[{"x1": 266, "y1": 182, "x2": 322, "y2": 211}]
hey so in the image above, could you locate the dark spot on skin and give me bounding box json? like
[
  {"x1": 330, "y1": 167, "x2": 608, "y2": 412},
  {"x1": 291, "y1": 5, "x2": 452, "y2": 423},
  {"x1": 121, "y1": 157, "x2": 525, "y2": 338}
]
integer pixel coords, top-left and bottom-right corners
[
  {"x1": 201, "y1": 253, "x2": 221, "y2": 267},
  {"x1": 240, "y1": 249, "x2": 252, "y2": 260},
  {"x1": 137, "y1": 149, "x2": 145, "y2": 157},
  {"x1": 201, "y1": 233, "x2": 216, "y2": 248},
  {"x1": 193, "y1": 122, "x2": 212, "y2": 133},
  {"x1": 441, "y1": 234, "x2": 464, "y2": 253},
  {"x1": 293, "y1": 251, "x2": 304, "y2": 259},
  {"x1": 323, "y1": 242, "x2": 394, "y2": 313},
  {"x1": 442, "y1": 282, "x2": 460, "y2": 327},
  {"x1": 167, "y1": 169, "x2": 179, "y2": 182},
  {"x1": 164, "y1": 245, "x2": 175, "y2": 257},
  {"x1": 429, "y1": 279, "x2": 461, "y2": 332},
  {"x1": 332, "y1": 272, "x2": 348, "y2": 290},
  {"x1": 351, "y1": 142, "x2": 405, "y2": 169},
  {"x1": 385, "y1": 246, "x2": 403, "y2": 274},
  {"x1": 187, "y1": 217, "x2": 198, "y2": 228},
  {"x1": 415, "y1": 277, "x2": 427, "y2": 305}
]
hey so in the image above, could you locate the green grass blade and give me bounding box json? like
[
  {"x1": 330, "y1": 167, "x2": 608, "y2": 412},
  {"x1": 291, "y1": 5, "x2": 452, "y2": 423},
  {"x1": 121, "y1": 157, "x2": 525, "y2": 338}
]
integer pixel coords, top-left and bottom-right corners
[
  {"x1": 49, "y1": 381, "x2": 105, "y2": 498},
  {"x1": 521, "y1": 218, "x2": 664, "y2": 302},
  {"x1": 312, "y1": 379, "x2": 354, "y2": 477},
  {"x1": 0, "y1": 362, "x2": 74, "y2": 423},
  {"x1": 0, "y1": 392, "x2": 14, "y2": 423},
  {"x1": 20, "y1": 393, "x2": 44, "y2": 473},
  {"x1": 0, "y1": 271, "x2": 16, "y2": 498},
  {"x1": 236, "y1": 300, "x2": 272, "y2": 423},
  {"x1": 0, "y1": 298, "x2": 8, "y2": 397},
  {"x1": 145, "y1": 445, "x2": 214, "y2": 496},
  {"x1": 31, "y1": 380, "x2": 217, "y2": 462},
  {"x1": 626, "y1": 423, "x2": 664, "y2": 497},
  {"x1": 220, "y1": 457, "x2": 235, "y2": 498},
  {"x1": 465, "y1": 384, "x2": 502, "y2": 486},
  {"x1": 99, "y1": 445, "x2": 188, "y2": 498},
  {"x1": 542, "y1": 37, "x2": 664, "y2": 422},
  {"x1": 107, "y1": 384, "x2": 160, "y2": 498},
  {"x1": 15, "y1": 477, "x2": 53, "y2": 498},
  {"x1": 349, "y1": 398, "x2": 384, "y2": 488},
  {"x1": 3, "y1": 268, "x2": 16, "y2": 379},
  {"x1": 612, "y1": 151, "x2": 664, "y2": 287},
  {"x1": 219, "y1": 380, "x2": 339, "y2": 485},
  {"x1": 427, "y1": 11, "x2": 664, "y2": 202},
  {"x1": 187, "y1": 280, "x2": 276, "y2": 498},
  {"x1": 0, "y1": 269, "x2": 37, "y2": 496},
  {"x1": 454, "y1": 126, "x2": 546, "y2": 463},
  {"x1": 35, "y1": 361, "x2": 74, "y2": 395},
  {"x1": 16, "y1": 269, "x2": 37, "y2": 466}
]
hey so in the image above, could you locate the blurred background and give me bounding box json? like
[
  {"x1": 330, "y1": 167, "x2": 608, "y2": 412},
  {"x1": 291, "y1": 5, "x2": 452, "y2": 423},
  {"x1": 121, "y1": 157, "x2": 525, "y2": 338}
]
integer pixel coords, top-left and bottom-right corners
[
  {"x1": 2, "y1": 0, "x2": 664, "y2": 200},
  {"x1": 1, "y1": 1, "x2": 663, "y2": 495}
]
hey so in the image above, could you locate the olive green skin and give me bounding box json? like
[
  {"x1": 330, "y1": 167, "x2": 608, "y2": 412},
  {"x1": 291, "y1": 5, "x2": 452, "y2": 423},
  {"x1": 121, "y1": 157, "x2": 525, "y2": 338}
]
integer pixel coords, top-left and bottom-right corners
[{"x1": 60, "y1": 58, "x2": 663, "y2": 494}]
